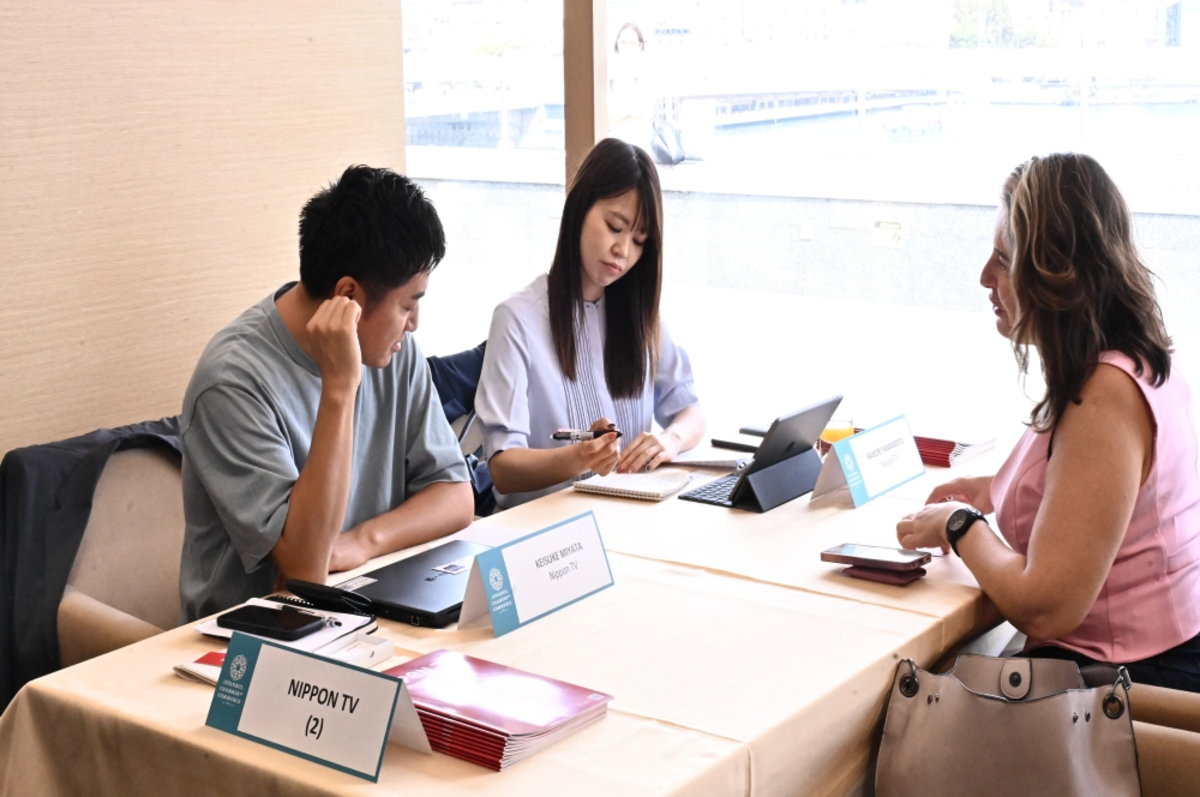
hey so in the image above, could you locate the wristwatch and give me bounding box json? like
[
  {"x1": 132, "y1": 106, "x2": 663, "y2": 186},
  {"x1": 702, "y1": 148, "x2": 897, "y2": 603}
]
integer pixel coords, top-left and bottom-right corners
[{"x1": 945, "y1": 507, "x2": 987, "y2": 557}]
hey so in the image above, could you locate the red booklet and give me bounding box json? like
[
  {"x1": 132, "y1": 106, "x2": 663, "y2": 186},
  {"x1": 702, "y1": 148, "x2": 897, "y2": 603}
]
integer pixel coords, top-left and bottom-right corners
[
  {"x1": 384, "y1": 650, "x2": 612, "y2": 770},
  {"x1": 912, "y1": 435, "x2": 996, "y2": 467}
]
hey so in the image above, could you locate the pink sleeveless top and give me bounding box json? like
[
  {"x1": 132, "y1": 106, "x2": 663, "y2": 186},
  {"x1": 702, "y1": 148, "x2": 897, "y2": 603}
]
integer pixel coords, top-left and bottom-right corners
[{"x1": 991, "y1": 352, "x2": 1200, "y2": 662}]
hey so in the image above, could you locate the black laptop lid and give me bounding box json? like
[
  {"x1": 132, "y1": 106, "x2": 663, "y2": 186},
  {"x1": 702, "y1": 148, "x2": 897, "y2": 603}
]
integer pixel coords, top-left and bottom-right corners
[{"x1": 338, "y1": 540, "x2": 490, "y2": 626}]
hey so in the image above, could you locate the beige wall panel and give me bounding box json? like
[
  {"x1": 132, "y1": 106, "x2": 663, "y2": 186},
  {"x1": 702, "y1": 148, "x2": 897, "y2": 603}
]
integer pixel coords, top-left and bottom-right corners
[{"x1": 0, "y1": 1, "x2": 404, "y2": 456}]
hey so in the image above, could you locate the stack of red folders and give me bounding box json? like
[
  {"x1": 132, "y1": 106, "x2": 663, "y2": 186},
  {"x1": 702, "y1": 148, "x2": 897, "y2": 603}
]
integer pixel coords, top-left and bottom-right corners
[
  {"x1": 817, "y1": 430, "x2": 995, "y2": 467},
  {"x1": 383, "y1": 649, "x2": 613, "y2": 771},
  {"x1": 913, "y1": 435, "x2": 996, "y2": 467}
]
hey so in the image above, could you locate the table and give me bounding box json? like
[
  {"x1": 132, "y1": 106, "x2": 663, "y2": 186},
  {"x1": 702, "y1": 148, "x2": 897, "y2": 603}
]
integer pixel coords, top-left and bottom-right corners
[{"x1": 0, "y1": 454, "x2": 999, "y2": 796}]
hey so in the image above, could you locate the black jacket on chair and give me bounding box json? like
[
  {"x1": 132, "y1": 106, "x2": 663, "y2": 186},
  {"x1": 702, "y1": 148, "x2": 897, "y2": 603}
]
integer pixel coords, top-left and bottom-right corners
[{"x1": 0, "y1": 417, "x2": 181, "y2": 711}]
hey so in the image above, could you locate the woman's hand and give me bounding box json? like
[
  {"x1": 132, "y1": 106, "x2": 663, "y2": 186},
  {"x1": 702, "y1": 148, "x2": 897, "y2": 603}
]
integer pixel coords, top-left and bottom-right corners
[
  {"x1": 575, "y1": 417, "x2": 622, "y2": 477},
  {"x1": 925, "y1": 475, "x2": 995, "y2": 514},
  {"x1": 616, "y1": 429, "x2": 682, "y2": 473},
  {"x1": 897, "y1": 501, "x2": 969, "y2": 554}
]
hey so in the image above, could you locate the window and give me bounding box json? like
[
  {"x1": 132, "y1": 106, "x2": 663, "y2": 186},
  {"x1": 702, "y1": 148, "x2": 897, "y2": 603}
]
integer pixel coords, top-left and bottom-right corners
[
  {"x1": 403, "y1": 0, "x2": 565, "y2": 184},
  {"x1": 607, "y1": 0, "x2": 1200, "y2": 212},
  {"x1": 413, "y1": 1, "x2": 1200, "y2": 433}
]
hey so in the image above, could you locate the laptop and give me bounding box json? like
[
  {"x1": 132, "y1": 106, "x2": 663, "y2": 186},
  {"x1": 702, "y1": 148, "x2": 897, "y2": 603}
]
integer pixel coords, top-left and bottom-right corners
[
  {"x1": 330, "y1": 539, "x2": 491, "y2": 628},
  {"x1": 678, "y1": 395, "x2": 842, "y2": 511}
]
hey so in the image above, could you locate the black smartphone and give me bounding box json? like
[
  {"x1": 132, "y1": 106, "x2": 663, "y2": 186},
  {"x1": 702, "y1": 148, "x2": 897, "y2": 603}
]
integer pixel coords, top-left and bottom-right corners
[
  {"x1": 216, "y1": 604, "x2": 325, "y2": 641},
  {"x1": 820, "y1": 544, "x2": 932, "y2": 572}
]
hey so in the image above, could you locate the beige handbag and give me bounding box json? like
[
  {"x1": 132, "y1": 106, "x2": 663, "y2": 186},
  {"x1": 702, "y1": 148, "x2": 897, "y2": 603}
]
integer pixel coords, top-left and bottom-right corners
[{"x1": 876, "y1": 654, "x2": 1141, "y2": 797}]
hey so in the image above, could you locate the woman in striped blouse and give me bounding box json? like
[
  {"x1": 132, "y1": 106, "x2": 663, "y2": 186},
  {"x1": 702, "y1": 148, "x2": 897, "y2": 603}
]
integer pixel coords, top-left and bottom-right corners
[{"x1": 475, "y1": 138, "x2": 706, "y2": 510}]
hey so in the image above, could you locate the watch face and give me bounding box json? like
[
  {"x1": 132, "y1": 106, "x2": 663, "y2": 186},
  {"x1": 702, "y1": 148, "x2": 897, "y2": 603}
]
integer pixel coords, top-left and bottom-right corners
[{"x1": 948, "y1": 511, "x2": 967, "y2": 532}]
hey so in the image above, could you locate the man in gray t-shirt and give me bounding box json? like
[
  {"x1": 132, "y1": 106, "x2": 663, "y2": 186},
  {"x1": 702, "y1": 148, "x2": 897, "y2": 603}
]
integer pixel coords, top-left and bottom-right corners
[{"x1": 179, "y1": 166, "x2": 473, "y2": 622}]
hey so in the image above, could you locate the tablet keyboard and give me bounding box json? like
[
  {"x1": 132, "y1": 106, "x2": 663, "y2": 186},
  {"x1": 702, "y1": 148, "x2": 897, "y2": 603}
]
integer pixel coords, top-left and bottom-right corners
[{"x1": 678, "y1": 473, "x2": 740, "y2": 507}]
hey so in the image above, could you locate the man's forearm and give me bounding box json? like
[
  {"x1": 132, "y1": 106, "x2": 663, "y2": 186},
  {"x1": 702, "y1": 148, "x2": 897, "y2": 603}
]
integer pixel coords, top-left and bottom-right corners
[
  {"x1": 272, "y1": 389, "x2": 357, "y2": 582},
  {"x1": 355, "y1": 481, "x2": 475, "y2": 559}
]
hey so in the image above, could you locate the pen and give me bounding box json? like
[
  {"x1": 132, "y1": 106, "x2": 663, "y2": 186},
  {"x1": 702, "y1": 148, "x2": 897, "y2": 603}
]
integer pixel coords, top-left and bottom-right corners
[{"x1": 551, "y1": 428, "x2": 623, "y2": 441}]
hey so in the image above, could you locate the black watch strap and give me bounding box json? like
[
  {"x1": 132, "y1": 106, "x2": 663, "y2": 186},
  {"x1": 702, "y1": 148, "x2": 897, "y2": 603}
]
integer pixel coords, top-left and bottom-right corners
[{"x1": 946, "y1": 507, "x2": 987, "y2": 557}]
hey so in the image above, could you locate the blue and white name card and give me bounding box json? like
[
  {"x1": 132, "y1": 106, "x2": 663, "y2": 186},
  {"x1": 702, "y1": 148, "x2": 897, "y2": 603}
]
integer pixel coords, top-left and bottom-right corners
[
  {"x1": 811, "y1": 415, "x2": 926, "y2": 506},
  {"x1": 206, "y1": 632, "x2": 430, "y2": 782},
  {"x1": 458, "y1": 511, "x2": 614, "y2": 637}
]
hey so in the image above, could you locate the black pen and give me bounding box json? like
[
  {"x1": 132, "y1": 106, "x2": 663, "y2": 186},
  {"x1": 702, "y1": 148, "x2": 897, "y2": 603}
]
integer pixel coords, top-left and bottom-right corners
[{"x1": 551, "y1": 428, "x2": 622, "y2": 442}]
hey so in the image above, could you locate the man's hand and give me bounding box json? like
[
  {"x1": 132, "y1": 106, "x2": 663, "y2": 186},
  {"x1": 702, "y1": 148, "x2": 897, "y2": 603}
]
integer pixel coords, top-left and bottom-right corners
[
  {"x1": 306, "y1": 296, "x2": 363, "y2": 395},
  {"x1": 329, "y1": 527, "x2": 373, "y2": 574},
  {"x1": 575, "y1": 417, "x2": 621, "y2": 476}
]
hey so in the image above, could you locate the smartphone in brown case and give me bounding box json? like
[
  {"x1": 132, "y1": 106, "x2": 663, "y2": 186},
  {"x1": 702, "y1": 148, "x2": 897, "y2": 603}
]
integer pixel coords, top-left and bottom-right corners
[
  {"x1": 820, "y1": 543, "x2": 931, "y2": 570},
  {"x1": 821, "y1": 544, "x2": 932, "y2": 587},
  {"x1": 841, "y1": 565, "x2": 927, "y2": 586}
]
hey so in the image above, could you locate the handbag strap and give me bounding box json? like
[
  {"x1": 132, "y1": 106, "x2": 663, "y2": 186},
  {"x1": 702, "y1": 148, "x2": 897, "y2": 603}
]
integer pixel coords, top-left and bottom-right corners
[
  {"x1": 1094, "y1": 665, "x2": 1133, "y2": 720},
  {"x1": 896, "y1": 656, "x2": 1133, "y2": 708},
  {"x1": 897, "y1": 658, "x2": 921, "y2": 698}
]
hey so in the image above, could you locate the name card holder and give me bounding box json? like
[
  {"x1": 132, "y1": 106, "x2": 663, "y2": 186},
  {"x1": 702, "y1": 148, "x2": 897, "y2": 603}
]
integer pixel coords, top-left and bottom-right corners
[
  {"x1": 733, "y1": 447, "x2": 825, "y2": 513},
  {"x1": 205, "y1": 632, "x2": 431, "y2": 782},
  {"x1": 812, "y1": 415, "x2": 925, "y2": 507},
  {"x1": 459, "y1": 511, "x2": 614, "y2": 637}
]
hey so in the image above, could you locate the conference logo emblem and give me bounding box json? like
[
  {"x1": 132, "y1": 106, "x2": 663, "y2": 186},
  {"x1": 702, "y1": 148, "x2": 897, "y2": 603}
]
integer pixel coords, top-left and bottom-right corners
[
  {"x1": 489, "y1": 567, "x2": 504, "y2": 591},
  {"x1": 843, "y1": 454, "x2": 856, "y2": 473},
  {"x1": 230, "y1": 654, "x2": 248, "y2": 682}
]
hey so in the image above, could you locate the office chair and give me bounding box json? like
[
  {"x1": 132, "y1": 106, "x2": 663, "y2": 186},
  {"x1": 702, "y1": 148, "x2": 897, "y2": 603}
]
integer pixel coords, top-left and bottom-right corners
[
  {"x1": 57, "y1": 447, "x2": 185, "y2": 667},
  {"x1": 428, "y1": 342, "x2": 495, "y2": 516}
]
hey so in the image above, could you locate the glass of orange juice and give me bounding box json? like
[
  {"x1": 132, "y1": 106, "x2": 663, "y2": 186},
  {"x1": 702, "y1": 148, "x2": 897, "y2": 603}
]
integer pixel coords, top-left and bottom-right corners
[{"x1": 819, "y1": 418, "x2": 856, "y2": 449}]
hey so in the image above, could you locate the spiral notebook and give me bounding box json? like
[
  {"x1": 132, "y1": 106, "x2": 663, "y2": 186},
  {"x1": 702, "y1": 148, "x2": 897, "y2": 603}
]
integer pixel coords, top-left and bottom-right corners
[{"x1": 573, "y1": 469, "x2": 691, "y2": 501}]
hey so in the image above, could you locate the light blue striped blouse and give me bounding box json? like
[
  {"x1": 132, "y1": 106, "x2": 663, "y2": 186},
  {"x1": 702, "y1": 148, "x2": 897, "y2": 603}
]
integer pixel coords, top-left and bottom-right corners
[{"x1": 476, "y1": 274, "x2": 700, "y2": 509}]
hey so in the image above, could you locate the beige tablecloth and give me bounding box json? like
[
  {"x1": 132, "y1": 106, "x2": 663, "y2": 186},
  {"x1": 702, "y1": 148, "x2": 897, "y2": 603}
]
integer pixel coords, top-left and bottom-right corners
[{"x1": 0, "y1": 466, "x2": 988, "y2": 796}]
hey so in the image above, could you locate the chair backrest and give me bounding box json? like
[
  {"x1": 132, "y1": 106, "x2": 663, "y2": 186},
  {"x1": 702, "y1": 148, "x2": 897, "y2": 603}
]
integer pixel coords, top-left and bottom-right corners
[
  {"x1": 451, "y1": 411, "x2": 484, "y2": 457},
  {"x1": 66, "y1": 447, "x2": 185, "y2": 632}
]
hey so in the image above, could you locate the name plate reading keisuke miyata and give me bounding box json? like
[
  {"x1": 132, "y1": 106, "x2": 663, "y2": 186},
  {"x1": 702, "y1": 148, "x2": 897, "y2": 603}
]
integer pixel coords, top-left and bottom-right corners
[
  {"x1": 458, "y1": 511, "x2": 614, "y2": 637},
  {"x1": 205, "y1": 632, "x2": 430, "y2": 781},
  {"x1": 812, "y1": 415, "x2": 925, "y2": 506}
]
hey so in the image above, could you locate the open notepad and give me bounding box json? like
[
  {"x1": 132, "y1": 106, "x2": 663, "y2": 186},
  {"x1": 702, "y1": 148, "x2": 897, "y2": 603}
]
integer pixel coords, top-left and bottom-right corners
[{"x1": 573, "y1": 469, "x2": 692, "y2": 501}]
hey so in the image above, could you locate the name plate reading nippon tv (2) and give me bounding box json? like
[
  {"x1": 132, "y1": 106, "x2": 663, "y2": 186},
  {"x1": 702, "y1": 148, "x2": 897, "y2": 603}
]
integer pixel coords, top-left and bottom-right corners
[
  {"x1": 458, "y1": 511, "x2": 614, "y2": 637},
  {"x1": 811, "y1": 415, "x2": 925, "y2": 507},
  {"x1": 205, "y1": 632, "x2": 430, "y2": 782}
]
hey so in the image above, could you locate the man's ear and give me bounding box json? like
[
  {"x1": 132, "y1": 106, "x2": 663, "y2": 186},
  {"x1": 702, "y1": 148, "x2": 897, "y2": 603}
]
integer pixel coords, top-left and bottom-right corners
[{"x1": 332, "y1": 276, "x2": 363, "y2": 304}]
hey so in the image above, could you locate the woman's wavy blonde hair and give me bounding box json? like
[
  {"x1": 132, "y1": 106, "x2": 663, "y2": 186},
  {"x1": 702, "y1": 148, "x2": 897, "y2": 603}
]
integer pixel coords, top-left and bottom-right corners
[{"x1": 1002, "y1": 153, "x2": 1172, "y2": 432}]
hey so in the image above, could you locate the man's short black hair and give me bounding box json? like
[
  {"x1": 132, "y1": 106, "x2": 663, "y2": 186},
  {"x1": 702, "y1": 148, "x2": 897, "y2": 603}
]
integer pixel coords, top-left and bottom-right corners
[{"x1": 298, "y1": 165, "x2": 446, "y2": 300}]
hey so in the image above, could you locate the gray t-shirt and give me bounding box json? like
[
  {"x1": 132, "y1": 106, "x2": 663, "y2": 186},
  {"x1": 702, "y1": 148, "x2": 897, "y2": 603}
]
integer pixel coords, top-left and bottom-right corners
[{"x1": 179, "y1": 284, "x2": 469, "y2": 622}]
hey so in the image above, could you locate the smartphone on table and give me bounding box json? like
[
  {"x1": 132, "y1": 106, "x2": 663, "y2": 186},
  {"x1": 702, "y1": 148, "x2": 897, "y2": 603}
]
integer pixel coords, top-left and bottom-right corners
[
  {"x1": 216, "y1": 604, "x2": 326, "y2": 641},
  {"x1": 821, "y1": 544, "x2": 932, "y2": 586}
]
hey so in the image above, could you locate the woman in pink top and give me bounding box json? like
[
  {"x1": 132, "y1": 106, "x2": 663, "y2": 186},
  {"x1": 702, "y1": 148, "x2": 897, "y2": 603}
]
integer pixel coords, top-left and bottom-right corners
[{"x1": 896, "y1": 153, "x2": 1200, "y2": 692}]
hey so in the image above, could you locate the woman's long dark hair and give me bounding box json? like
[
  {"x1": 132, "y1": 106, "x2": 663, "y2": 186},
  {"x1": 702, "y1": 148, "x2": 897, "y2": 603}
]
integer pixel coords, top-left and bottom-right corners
[
  {"x1": 1003, "y1": 153, "x2": 1172, "y2": 431},
  {"x1": 547, "y1": 138, "x2": 663, "y2": 399}
]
